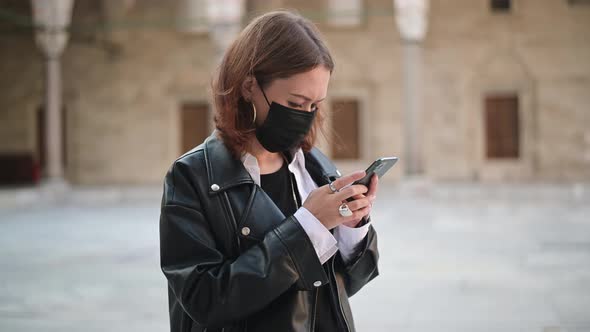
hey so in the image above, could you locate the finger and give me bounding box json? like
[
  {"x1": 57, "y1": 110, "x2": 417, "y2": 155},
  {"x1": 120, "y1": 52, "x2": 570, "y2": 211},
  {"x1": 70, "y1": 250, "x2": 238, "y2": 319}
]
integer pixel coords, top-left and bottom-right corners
[
  {"x1": 351, "y1": 205, "x2": 371, "y2": 221},
  {"x1": 366, "y1": 174, "x2": 379, "y2": 198},
  {"x1": 336, "y1": 184, "x2": 368, "y2": 201},
  {"x1": 346, "y1": 198, "x2": 371, "y2": 211},
  {"x1": 331, "y1": 170, "x2": 365, "y2": 192},
  {"x1": 345, "y1": 193, "x2": 365, "y2": 202}
]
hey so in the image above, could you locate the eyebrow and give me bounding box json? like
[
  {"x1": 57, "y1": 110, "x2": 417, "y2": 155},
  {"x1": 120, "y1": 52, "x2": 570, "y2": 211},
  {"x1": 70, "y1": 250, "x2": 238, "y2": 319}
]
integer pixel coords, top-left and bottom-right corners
[{"x1": 290, "y1": 93, "x2": 326, "y2": 102}]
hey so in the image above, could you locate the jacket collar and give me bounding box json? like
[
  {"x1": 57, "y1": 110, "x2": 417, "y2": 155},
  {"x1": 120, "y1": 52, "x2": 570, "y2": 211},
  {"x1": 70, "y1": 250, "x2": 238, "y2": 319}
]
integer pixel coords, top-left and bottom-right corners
[
  {"x1": 241, "y1": 147, "x2": 312, "y2": 186},
  {"x1": 203, "y1": 131, "x2": 341, "y2": 194},
  {"x1": 203, "y1": 131, "x2": 254, "y2": 194}
]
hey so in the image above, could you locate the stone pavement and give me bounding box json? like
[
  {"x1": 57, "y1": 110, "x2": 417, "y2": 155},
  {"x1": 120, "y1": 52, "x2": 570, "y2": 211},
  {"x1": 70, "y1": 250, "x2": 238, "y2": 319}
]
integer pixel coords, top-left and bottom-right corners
[{"x1": 0, "y1": 182, "x2": 589, "y2": 331}]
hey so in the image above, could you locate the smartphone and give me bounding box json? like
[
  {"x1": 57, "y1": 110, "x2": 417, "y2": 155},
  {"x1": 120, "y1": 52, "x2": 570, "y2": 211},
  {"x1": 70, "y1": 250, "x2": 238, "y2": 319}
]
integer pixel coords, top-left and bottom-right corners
[{"x1": 352, "y1": 157, "x2": 398, "y2": 187}]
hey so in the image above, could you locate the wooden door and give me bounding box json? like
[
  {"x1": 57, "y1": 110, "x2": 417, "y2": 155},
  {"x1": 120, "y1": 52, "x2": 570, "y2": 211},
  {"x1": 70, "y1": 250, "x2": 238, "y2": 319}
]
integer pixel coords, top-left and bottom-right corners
[
  {"x1": 484, "y1": 95, "x2": 519, "y2": 159},
  {"x1": 180, "y1": 102, "x2": 209, "y2": 155},
  {"x1": 331, "y1": 99, "x2": 360, "y2": 159}
]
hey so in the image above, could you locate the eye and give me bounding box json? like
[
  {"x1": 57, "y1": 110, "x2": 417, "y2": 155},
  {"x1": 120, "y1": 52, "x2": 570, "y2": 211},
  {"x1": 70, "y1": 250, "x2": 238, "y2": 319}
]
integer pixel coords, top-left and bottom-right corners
[
  {"x1": 311, "y1": 103, "x2": 319, "y2": 111},
  {"x1": 288, "y1": 101, "x2": 303, "y2": 108}
]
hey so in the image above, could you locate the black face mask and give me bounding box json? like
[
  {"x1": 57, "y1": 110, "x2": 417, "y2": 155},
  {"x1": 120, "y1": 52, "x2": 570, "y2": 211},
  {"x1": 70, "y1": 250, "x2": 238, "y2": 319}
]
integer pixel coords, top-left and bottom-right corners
[{"x1": 255, "y1": 88, "x2": 317, "y2": 153}]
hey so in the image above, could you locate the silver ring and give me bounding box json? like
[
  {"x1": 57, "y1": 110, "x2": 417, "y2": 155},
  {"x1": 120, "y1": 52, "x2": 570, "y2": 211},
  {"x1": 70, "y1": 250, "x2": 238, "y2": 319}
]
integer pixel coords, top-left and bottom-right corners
[
  {"x1": 328, "y1": 181, "x2": 339, "y2": 194},
  {"x1": 338, "y1": 203, "x2": 353, "y2": 217}
]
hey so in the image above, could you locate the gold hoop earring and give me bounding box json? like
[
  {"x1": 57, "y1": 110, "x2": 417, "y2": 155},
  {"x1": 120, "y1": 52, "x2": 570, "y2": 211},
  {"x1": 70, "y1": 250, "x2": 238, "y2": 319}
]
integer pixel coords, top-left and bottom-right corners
[{"x1": 251, "y1": 103, "x2": 257, "y2": 125}]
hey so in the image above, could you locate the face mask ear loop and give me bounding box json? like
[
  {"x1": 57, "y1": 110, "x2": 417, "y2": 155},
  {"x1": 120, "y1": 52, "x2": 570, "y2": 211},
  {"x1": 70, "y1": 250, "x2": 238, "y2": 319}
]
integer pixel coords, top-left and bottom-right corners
[{"x1": 260, "y1": 86, "x2": 272, "y2": 107}]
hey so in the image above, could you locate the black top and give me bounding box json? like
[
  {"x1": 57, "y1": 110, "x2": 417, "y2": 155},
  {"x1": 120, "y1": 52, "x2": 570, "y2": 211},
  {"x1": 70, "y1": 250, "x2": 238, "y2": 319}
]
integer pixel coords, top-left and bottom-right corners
[
  {"x1": 260, "y1": 156, "x2": 342, "y2": 332},
  {"x1": 260, "y1": 160, "x2": 300, "y2": 216}
]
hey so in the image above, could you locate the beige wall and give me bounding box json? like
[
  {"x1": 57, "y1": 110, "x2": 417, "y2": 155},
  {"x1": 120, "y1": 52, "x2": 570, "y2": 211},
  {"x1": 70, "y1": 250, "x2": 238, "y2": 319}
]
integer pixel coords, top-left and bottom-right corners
[
  {"x1": 0, "y1": 36, "x2": 43, "y2": 155},
  {"x1": 62, "y1": 34, "x2": 215, "y2": 184},
  {"x1": 320, "y1": 0, "x2": 404, "y2": 179},
  {"x1": 61, "y1": 1, "x2": 217, "y2": 184},
  {"x1": 0, "y1": 1, "x2": 218, "y2": 184},
  {"x1": 0, "y1": 0, "x2": 588, "y2": 184},
  {"x1": 423, "y1": 0, "x2": 590, "y2": 181}
]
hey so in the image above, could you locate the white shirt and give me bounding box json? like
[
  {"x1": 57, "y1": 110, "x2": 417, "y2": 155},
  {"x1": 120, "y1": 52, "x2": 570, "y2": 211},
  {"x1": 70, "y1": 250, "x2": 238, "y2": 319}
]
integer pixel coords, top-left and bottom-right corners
[{"x1": 241, "y1": 149, "x2": 371, "y2": 264}]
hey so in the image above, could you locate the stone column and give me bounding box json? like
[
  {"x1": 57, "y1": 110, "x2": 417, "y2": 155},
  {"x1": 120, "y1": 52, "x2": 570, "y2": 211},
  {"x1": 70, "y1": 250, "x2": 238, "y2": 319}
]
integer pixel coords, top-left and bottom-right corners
[
  {"x1": 207, "y1": 0, "x2": 246, "y2": 62},
  {"x1": 31, "y1": 0, "x2": 74, "y2": 184},
  {"x1": 327, "y1": 0, "x2": 363, "y2": 27},
  {"x1": 394, "y1": 0, "x2": 429, "y2": 176}
]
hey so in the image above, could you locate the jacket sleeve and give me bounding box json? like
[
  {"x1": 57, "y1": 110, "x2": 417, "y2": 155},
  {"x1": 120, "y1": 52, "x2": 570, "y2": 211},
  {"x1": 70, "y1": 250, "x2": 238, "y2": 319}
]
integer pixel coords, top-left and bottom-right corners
[
  {"x1": 159, "y1": 160, "x2": 329, "y2": 328},
  {"x1": 335, "y1": 219, "x2": 380, "y2": 297}
]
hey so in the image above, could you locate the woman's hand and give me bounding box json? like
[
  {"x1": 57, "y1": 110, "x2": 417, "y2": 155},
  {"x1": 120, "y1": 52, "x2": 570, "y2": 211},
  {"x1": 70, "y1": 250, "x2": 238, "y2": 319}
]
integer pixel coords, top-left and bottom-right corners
[
  {"x1": 302, "y1": 171, "x2": 374, "y2": 230},
  {"x1": 342, "y1": 174, "x2": 378, "y2": 228}
]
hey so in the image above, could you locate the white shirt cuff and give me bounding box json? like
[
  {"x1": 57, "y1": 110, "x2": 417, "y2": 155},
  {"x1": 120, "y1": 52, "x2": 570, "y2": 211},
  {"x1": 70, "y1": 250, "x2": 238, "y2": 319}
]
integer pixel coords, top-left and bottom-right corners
[
  {"x1": 334, "y1": 220, "x2": 371, "y2": 263},
  {"x1": 294, "y1": 207, "x2": 338, "y2": 264}
]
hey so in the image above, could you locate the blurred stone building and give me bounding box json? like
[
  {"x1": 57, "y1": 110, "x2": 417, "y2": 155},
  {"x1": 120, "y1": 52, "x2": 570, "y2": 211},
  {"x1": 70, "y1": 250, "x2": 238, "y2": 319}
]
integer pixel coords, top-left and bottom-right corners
[{"x1": 0, "y1": 0, "x2": 589, "y2": 186}]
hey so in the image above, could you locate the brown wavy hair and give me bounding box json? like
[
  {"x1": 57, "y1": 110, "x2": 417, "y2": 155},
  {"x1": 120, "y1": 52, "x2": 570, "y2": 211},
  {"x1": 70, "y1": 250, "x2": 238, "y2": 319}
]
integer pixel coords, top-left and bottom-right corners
[{"x1": 211, "y1": 10, "x2": 335, "y2": 159}]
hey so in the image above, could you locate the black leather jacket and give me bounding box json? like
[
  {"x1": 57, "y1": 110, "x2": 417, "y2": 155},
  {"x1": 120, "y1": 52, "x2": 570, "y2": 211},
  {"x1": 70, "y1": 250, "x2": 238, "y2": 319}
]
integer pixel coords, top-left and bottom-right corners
[{"x1": 159, "y1": 132, "x2": 379, "y2": 332}]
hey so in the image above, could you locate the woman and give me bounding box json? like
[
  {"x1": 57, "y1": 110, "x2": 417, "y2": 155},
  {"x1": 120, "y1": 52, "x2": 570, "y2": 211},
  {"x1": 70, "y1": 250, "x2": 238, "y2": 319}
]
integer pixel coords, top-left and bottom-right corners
[{"x1": 160, "y1": 10, "x2": 380, "y2": 332}]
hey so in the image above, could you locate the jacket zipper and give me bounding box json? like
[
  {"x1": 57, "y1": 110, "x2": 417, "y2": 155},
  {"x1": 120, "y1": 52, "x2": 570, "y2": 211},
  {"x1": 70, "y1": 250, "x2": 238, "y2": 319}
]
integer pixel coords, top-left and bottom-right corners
[{"x1": 331, "y1": 258, "x2": 351, "y2": 332}]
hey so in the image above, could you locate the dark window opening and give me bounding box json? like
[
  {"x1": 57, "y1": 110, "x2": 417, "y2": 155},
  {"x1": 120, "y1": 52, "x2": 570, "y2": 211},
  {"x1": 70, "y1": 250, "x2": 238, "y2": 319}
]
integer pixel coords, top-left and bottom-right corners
[
  {"x1": 568, "y1": 0, "x2": 590, "y2": 5},
  {"x1": 491, "y1": 0, "x2": 511, "y2": 12}
]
